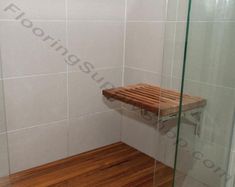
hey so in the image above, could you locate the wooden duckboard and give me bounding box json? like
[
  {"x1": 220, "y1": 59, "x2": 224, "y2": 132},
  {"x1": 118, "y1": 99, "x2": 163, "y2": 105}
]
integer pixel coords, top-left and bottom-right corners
[
  {"x1": 103, "y1": 83, "x2": 206, "y2": 117},
  {"x1": 0, "y1": 142, "x2": 173, "y2": 187}
]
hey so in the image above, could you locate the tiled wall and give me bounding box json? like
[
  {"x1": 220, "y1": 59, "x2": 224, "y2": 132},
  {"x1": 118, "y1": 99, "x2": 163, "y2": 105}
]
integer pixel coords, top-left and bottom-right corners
[{"x1": 0, "y1": 0, "x2": 125, "y2": 173}]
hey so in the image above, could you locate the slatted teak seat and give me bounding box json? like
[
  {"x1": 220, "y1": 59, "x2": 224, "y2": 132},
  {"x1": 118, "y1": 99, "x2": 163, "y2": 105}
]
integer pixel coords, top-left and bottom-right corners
[{"x1": 103, "y1": 83, "x2": 206, "y2": 117}]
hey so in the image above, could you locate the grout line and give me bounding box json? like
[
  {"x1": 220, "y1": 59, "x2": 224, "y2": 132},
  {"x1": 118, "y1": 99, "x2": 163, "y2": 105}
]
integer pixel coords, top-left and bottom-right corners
[
  {"x1": 1, "y1": 72, "x2": 67, "y2": 80},
  {"x1": 125, "y1": 66, "x2": 235, "y2": 91},
  {"x1": 1, "y1": 19, "x2": 235, "y2": 23},
  {"x1": 122, "y1": 0, "x2": 127, "y2": 87},
  {"x1": 67, "y1": 19, "x2": 124, "y2": 23},
  {"x1": 222, "y1": 0, "x2": 227, "y2": 20},
  {"x1": 0, "y1": 46, "x2": 12, "y2": 175},
  {"x1": 186, "y1": 20, "x2": 235, "y2": 23},
  {"x1": 69, "y1": 108, "x2": 122, "y2": 120},
  {"x1": 170, "y1": 0, "x2": 180, "y2": 88},
  {"x1": 0, "y1": 66, "x2": 124, "y2": 81},
  {"x1": 120, "y1": 0, "x2": 128, "y2": 143},
  {"x1": 0, "y1": 19, "x2": 125, "y2": 23},
  {"x1": 126, "y1": 20, "x2": 235, "y2": 23},
  {"x1": 68, "y1": 66, "x2": 123, "y2": 74},
  {"x1": 127, "y1": 20, "x2": 166, "y2": 23},
  {"x1": 170, "y1": 23, "x2": 176, "y2": 89},
  {"x1": 183, "y1": 78, "x2": 235, "y2": 91},
  {"x1": 125, "y1": 65, "x2": 162, "y2": 75},
  {"x1": 93, "y1": 66, "x2": 123, "y2": 71},
  {"x1": 6, "y1": 108, "x2": 122, "y2": 135},
  {"x1": 0, "y1": 19, "x2": 67, "y2": 22},
  {"x1": 65, "y1": 0, "x2": 70, "y2": 157},
  {"x1": 7, "y1": 119, "x2": 68, "y2": 134},
  {"x1": 0, "y1": 132, "x2": 7, "y2": 136}
]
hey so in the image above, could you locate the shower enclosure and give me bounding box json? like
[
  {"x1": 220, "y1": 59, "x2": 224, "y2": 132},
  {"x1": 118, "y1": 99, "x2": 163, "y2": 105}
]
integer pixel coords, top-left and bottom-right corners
[{"x1": 0, "y1": 0, "x2": 234, "y2": 187}]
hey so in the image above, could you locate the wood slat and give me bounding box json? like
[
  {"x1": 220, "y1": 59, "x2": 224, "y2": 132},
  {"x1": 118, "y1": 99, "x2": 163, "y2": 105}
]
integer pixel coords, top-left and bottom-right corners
[
  {"x1": 103, "y1": 83, "x2": 206, "y2": 116},
  {"x1": 0, "y1": 142, "x2": 174, "y2": 187}
]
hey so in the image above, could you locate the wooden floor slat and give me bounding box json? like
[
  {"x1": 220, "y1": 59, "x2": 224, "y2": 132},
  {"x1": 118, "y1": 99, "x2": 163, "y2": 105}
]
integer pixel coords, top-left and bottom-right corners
[
  {"x1": 103, "y1": 83, "x2": 206, "y2": 116},
  {"x1": 0, "y1": 142, "x2": 174, "y2": 187}
]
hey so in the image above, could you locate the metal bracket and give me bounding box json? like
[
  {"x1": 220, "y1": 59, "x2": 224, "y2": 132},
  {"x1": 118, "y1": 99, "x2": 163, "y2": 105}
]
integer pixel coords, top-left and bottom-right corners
[
  {"x1": 180, "y1": 108, "x2": 204, "y2": 136},
  {"x1": 159, "y1": 108, "x2": 204, "y2": 136},
  {"x1": 136, "y1": 107, "x2": 204, "y2": 137}
]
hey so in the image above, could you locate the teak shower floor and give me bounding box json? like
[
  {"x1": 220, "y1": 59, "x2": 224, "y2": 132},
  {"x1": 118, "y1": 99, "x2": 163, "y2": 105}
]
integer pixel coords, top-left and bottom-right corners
[
  {"x1": 103, "y1": 83, "x2": 206, "y2": 116},
  {"x1": 0, "y1": 142, "x2": 174, "y2": 187}
]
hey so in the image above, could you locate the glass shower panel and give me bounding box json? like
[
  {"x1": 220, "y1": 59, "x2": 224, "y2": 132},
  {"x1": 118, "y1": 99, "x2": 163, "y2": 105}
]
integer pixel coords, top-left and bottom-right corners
[
  {"x1": 0, "y1": 49, "x2": 9, "y2": 178},
  {"x1": 153, "y1": 0, "x2": 189, "y2": 186},
  {"x1": 174, "y1": 0, "x2": 235, "y2": 187}
]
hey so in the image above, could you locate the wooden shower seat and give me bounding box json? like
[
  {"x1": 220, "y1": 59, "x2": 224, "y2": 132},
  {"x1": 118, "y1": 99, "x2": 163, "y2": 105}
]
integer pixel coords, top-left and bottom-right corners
[
  {"x1": 103, "y1": 83, "x2": 206, "y2": 117},
  {"x1": 103, "y1": 83, "x2": 206, "y2": 135}
]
